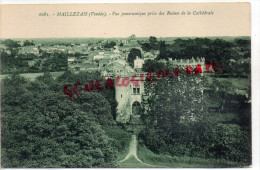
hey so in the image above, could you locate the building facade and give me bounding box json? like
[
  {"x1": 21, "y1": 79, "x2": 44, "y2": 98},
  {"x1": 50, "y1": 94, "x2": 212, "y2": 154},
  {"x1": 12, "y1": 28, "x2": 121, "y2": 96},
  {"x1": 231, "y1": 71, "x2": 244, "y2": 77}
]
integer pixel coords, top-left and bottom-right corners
[{"x1": 115, "y1": 73, "x2": 146, "y2": 123}]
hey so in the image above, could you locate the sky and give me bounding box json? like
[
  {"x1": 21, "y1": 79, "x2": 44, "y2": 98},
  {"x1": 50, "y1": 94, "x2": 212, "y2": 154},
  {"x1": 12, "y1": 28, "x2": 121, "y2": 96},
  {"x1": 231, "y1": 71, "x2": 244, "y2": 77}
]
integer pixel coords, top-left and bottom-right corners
[{"x1": 0, "y1": 3, "x2": 251, "y2": 38}]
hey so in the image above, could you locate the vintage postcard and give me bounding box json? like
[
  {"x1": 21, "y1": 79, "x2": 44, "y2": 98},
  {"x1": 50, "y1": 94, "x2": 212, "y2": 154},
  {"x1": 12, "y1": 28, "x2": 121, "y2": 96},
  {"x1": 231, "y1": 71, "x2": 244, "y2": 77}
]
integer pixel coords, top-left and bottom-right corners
[{"x1": 0, "y1": 1, "x2": 255, "y2": 168}]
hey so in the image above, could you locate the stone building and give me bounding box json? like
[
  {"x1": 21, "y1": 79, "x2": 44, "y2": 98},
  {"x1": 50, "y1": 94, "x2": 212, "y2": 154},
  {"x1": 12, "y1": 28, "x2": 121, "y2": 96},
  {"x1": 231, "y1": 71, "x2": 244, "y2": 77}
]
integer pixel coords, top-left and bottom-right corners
[
  {"x1": 115, "y1": 72, "x2": 147, "y2": 123},
  {"x1": 134, "y1": 56, "x2": 144, "y2": 70},
  {"x1": 100, "y1": 57, "x2": 147, "y2": 123},
  {"x1": 101, "y1": 57, "x2": 206, "y2": 124},
  {"x1": 168, "y1": 57, "x2": 206, "y2": 75},
  {"x1": 69, "y1": 48, "x2": 206, "y2": 124}
]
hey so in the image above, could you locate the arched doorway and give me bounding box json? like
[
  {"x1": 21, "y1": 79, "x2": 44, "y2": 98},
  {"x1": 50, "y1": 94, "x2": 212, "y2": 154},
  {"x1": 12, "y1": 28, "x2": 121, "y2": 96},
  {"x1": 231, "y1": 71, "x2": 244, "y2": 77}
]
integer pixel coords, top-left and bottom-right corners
[
  {"x1": 132, "y1": 101, "x2": 141, "y2": 115},
  {"x1": 130, "y1": 101, "x2": 142, "y2": 124}
]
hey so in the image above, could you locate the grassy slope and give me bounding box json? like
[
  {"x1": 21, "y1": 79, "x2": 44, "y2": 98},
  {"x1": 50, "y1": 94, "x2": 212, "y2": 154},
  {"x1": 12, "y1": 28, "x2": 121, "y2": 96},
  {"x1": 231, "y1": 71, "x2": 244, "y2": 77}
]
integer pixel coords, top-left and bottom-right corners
[
  {"x1": 118, "y1": 156, "x2": 156, "y2": 168},
  {"x1": 137, "y1": 144, "x2": 248, "y2": 168}
]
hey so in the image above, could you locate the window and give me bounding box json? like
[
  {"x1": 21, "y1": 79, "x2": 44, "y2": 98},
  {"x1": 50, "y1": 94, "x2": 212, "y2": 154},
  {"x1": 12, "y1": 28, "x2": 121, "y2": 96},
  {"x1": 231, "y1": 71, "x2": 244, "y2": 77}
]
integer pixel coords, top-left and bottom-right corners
[
  {"x1": 133, "y1": 88, "x2": 136, "y2": 94},
  {"x1": 133, "y1": 87, "x2": 140, "y2": 94},
  {"x1": 137, "y1": 88, "x2": 140, "y2": 94},
  {"x1": 121, "y1": 94, "x2": 123, "y2": 98}
]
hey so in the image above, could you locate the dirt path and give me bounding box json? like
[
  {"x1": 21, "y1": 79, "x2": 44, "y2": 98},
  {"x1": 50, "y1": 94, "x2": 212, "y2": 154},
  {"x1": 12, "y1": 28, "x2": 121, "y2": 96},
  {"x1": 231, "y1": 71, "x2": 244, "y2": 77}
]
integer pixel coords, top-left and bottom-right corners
[{"x1": 119, "y1": 134, "x2": 156, "y2": 167}]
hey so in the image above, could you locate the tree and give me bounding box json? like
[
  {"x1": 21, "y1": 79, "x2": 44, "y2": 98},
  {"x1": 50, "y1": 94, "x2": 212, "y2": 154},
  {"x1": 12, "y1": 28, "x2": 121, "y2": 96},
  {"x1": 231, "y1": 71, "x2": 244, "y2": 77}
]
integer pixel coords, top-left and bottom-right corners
[
  {"x1": 104, "y1": 41, "x2": 116, "y2": 48},
  {"x1": 73, "y1": 92, "x2": 115, "y2": 126},
  {"x1": 0, "y1": 49, "x2": 11, "y2": 73},
  {"x1": 57, "y1": 71, "x2": 118, "y2": 121},
  {"x1": 3, "y1": 39, "x2": 20, "y2": 48},
  {"x1": 139, "y1": 73, "x2": 251, "y2": 163},
  {"x1": 142, "y1": 59, "x2": 167, "y2": 72},
  {"x1": 1, "y1": 40, "x2": 20, "y2": 71},
  {"x1": 141, "y1": 42, "x2": 152, "y2": 52},
  {"x1": 74, "y1": 52, "x2": 81, "y2": 59},
  {"x1": 1, "y1": 74, "x2": 118, "y2": 168},
  {"x1": 149, "y1": 36, "x2": 157, "y2": 47},
  {"x1": 23, "y1": 40, "x2": 35, "y2": 46},
  {"x1": 143, "y1": 74, "x2": 208, "y2": 131},
  {"x1": 127, "y1": 48, "x2": 142, "y2": 66},
  {"x1": 234, "y1": 38, "x2": 250, "y2": 51},
  {"x1": 209, "y1": 79, "x2": 236, "y2": 113},
  {"x1": 157, "y1": 41, "x2": 167, "y2": 60},
  {"x1": 139, "y1": 73, "x2": 210, "y2": 154}
]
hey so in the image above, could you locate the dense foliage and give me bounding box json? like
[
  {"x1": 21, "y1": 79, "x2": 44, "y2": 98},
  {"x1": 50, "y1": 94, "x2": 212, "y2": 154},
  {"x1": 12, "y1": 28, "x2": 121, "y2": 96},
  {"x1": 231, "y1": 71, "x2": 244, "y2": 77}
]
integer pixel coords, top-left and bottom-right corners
[
  {"x1": 127, "y1": 48, "x2": 142, "y2": 67},
  {"x1": 1, "y1": 37, "x2": 251, "y2": 167},
  {"x1": 141, "y1": 36, "x2": 159, "y2": 51},
  {"x1": 140, "y1": 37, "x2": 250, "y2": 77},
  {"x1": 139, "y1": 73, "x2": 251, "y2": 164},
  {"x1": 142, "y1": 59, "x2": 168, "y2": 72},
  {"x1": 1, "y1": 72, "x2": 124, "y2": 168},
  {"x1": 104, "y1": 41, "x2": 116, "y2": 48}
]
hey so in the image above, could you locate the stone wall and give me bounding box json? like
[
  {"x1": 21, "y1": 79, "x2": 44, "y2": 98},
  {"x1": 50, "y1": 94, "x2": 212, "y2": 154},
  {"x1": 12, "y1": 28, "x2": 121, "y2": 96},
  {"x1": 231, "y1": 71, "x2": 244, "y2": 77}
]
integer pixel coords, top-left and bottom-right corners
[{"x1": 115, "y1": 74, "x2": 145, "y2": 123}]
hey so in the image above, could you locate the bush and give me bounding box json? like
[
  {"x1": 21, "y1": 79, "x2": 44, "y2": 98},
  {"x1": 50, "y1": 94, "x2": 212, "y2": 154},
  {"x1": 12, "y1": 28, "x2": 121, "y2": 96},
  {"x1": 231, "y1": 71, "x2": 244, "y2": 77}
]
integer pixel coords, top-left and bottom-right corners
[
  {"x1": 206, "y1": 124, "x2": 251, "y2": 163},
  {"x1": 1, "y1": 75, "x2": 118, "y2": 168},
  {"x1": 104, "y1": 126, "x2": 131, "y2": 152},
  {"x1": 139, "y1": 122, "x2": 251, "y2": 164},
  {"x1": 139, "y1": 128, "x2": 171, "y2": 154}
]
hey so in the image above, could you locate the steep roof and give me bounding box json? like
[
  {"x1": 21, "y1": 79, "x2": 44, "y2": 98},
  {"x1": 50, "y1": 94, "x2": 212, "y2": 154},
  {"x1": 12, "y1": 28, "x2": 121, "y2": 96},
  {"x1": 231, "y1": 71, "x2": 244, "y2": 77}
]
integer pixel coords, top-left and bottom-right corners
[
  {"x1": 113, "y1": 59, "x2": 127, "y2": 66},
  {"x1": 105, "y1": 62, "x2": 125, "y2": 71}
]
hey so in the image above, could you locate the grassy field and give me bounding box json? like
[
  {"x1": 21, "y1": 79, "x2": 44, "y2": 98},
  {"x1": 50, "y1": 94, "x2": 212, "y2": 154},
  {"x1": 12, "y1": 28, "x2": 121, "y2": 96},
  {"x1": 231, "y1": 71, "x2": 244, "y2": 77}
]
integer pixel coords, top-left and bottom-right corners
[
  {"x1": 207, "y1": 77, "x2": 250, "y2": 90},
  {"x1": 206, "y1": 76, "x2": 250, "y2": 98},
  {"x1": 118, "y1": 156, "x2": 157, "y2": 168},
  {"x1": 0, "y1": 71, "x2": 65, "y2": 81},
  {"x1": 136, "y1": 144, "x2": 249, "y2": 168}
]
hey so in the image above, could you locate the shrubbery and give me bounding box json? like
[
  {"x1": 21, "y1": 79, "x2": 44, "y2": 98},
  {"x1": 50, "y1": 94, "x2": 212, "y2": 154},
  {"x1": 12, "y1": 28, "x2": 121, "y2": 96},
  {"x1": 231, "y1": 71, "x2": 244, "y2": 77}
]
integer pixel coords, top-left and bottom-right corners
[
  {"x1": 139, "y1": 122, "x2": 251, "y2": 164},
  {"x1": 1, "y1": 73, "x2": 119, "y2": 168},
  {"x1": 139, "y1": 72, "x2": 251, "y2": 165},
  {"x1": 104, "y1": 126, "x2": 132, "y2": 152}
]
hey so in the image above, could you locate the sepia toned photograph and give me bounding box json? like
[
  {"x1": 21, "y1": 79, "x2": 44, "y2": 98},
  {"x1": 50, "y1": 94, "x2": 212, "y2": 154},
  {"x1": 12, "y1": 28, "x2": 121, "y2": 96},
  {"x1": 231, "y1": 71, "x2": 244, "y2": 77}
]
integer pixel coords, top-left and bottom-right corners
[{"x1": 0, "y1": 2, "x2": 255, "y2": 168}]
